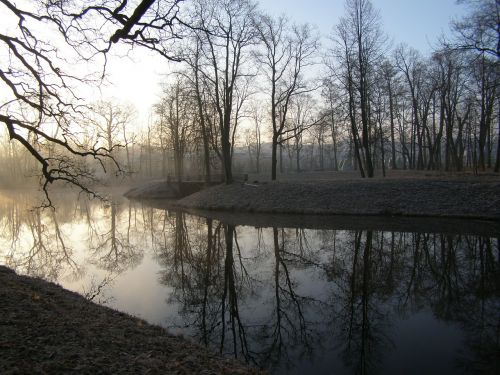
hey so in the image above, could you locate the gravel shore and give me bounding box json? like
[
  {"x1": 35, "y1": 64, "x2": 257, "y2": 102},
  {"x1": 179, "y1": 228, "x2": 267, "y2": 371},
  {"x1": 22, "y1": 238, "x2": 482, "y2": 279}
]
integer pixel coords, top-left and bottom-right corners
[{"x1": 0, "y1": 266, "x2": 265, "y2": 375}]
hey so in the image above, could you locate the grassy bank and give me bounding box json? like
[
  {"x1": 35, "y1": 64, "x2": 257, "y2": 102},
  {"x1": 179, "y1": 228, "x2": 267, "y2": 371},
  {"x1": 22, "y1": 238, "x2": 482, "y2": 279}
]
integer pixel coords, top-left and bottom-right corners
[
  {"x1": 130, "y1": 175, "x2": 500, "y2": 221},
  {"x1": 0, "y1": 266, "x2": 265, "y2": 375}
]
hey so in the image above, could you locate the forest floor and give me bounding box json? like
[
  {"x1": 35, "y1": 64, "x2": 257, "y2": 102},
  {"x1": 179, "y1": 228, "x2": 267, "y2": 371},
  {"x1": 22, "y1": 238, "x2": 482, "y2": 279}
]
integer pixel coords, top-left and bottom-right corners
[
  {"x1": 0, "y1": 266, "x2": 265, "y2": 375},
  {"x1": 127, "y1": 170, "x2": 500, "y2": 221}
]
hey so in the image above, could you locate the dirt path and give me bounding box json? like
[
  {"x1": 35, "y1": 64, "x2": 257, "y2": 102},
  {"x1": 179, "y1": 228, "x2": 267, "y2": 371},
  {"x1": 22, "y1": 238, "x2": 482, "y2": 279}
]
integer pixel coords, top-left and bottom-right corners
[{"x1": 0, "y1": 266, "x2": 265, "y2": 375}]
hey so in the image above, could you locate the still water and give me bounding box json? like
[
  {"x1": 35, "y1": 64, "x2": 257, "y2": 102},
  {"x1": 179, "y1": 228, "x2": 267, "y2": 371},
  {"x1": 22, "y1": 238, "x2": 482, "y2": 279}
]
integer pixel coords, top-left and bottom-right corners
[{"x1": 0, "y1": 190, "x2": 498, "y2": 374}]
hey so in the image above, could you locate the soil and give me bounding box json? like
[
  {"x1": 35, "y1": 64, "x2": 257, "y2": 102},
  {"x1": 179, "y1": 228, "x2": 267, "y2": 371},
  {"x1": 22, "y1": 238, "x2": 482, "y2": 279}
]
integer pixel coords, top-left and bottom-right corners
[{"x1": 0, "y1": 266, "x2": 266, "y2": 375}]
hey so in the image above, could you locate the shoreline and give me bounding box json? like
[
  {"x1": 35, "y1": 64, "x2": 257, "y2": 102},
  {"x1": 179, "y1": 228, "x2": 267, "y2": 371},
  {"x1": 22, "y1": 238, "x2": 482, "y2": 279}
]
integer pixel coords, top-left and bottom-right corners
[
  {"x1": 0, "y1": 266, "x2": 265, "y2": 374},
  {"x1": 142, "y1": 204, "x2": 500, "y2": 237},
  {"x1": 126, "y1": 176, "x2": 500, "y2": 223}
]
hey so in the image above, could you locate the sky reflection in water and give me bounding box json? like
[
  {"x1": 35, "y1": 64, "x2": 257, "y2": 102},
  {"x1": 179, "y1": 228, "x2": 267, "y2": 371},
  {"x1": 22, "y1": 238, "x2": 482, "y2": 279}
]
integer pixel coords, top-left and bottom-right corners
[{"x1": 0, "y1": 191, "x2": 498, "y2": 375}]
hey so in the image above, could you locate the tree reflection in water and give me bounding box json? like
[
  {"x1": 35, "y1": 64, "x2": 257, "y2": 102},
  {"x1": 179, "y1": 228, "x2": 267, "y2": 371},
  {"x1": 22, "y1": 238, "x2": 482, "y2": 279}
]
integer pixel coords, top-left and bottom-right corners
[
  {"x1": 328, "y1": 230, "x2": 406, "y2": 374},
  {"x1": 154, "y1": 215, "x2": 499, "y2": 374},
  {"x1": 155, "y1": 213, "x2": 257, "y2": 362},
  {"x1": 1, "y1": 194, "x2": 81, "y2": 281},
  {"x1": 0, "y1": 192, "x2": 145, "y2": 299},
  {"x1": 88, "y1": 201, "x2": 143, "y2": 274},
  {"x1": 0, "y1": 193, "x2": 498, "y2": 374}
]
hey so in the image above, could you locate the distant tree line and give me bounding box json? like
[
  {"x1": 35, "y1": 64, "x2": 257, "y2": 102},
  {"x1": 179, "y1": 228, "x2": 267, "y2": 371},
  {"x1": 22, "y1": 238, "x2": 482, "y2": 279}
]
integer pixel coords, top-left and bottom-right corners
[{"x1": 0, "y1": 0, "x2": 498, "y2": 192}]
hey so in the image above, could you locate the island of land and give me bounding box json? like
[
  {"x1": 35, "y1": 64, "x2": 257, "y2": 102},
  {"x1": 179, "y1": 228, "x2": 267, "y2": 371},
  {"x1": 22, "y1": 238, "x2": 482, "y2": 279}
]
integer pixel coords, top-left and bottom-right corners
[{"x1": 126, "y1": 171, "x2": 500, "y2": 222}]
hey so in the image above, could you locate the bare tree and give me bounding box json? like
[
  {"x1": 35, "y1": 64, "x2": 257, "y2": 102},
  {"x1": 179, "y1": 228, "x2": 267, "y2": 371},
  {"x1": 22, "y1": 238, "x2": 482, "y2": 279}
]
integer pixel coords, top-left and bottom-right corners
[
  {"x1": 88, "y1": 100, "x2": 136, "y2": 177},
  {"x1": 176, "y1": 36, "x2": 216, "y2": 183},
  {"x1": 245, "y1": 102, "x2": 264, "y2": 174},
  {"x1": 155, "y1": 78, "x2": 194, "y2": 188},
  {"x1": 450, "y1": 0, "x2": 500, "y2": 60},
  {"x1": 288, "y1": 94, "x2": 316, "y2": 172},
  {"x1": 254, "y1": 14, "x2": 319, "y2": 180},
  {"x1": 470, "y1": 53, "x2": 498, "y2": 171},
  {"x1": 379, "y1": 60, "x2": 400, "y2": 170},
  {"x1": 192, "y1": 0, "x2": 258, "y2": 184},
  {"x1": 448, "y1": 0, "x2": 499, "y2": 172},
  {"x1": 321, "y1": 80, "x2": 344, "y2": 171},
  {"x1": 432, "y1": 48, "x2": 471, "y2": 172},
  {"x1": 0, "y1": 0, "x2": 186, "y2": 201},
  {"x1": 332, "y1": 0, "x2": 386, "y2": 177},
  {"x1": 395, "y1": 45, "x2": 432, "y2": 170},
  {"x1": 45, "y1": 0, "x2": 186, "y2": 60}
]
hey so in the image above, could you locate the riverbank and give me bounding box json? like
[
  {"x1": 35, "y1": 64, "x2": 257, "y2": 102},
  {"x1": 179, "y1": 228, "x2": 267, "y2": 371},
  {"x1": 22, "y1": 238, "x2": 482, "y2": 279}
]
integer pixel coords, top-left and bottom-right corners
[
  {"x1": 128, "y1": 173, "x2": 500, "y2": 221},
  {"x1": 0, "y1": 266, "x2": 265, "y2": 374}
]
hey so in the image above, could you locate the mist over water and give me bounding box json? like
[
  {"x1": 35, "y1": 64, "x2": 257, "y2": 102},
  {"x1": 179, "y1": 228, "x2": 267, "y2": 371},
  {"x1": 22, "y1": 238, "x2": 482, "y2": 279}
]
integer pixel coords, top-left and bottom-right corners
[{"x1": 0, "y1": 190, "x2": 498, "y2": 374}]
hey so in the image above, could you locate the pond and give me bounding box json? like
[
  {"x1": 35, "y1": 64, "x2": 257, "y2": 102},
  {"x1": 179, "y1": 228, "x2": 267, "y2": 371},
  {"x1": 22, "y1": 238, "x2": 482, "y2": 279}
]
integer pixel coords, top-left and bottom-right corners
[{"x1": 0, "y1": 190, "x2": 498, "y2": 374}]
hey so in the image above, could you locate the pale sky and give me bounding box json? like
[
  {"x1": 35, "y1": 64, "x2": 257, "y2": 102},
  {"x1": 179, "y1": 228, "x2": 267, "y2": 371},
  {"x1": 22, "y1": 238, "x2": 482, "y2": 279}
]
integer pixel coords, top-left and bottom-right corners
[
  {"x1": 103, "y1": 0, "x2": 467, "y2": 129},
  {"x1": 259, "y1": 0, "x2": 466, "y2": 52},
  {"x1": 0, "y1": 0, "x2": 467, "y2": 134}
]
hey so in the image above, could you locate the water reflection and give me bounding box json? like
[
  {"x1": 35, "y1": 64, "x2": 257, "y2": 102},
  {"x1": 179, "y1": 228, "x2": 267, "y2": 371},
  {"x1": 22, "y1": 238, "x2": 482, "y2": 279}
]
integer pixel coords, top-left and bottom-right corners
[
  {"x1": 145, "y1": 210, "x2": 499, "y2": 374},
  {"x1": 88, "y1": 201, "x2": 143, "y2": 273},
  {"x1": 0, "y1": 191, "x2": 145, "y2": 293},
  {"x1": 0, "y1": 191, "x2": 498, "y2": 374},
  {"x1": 1, "y1": 193, "x2": 82, "y2": 281}
]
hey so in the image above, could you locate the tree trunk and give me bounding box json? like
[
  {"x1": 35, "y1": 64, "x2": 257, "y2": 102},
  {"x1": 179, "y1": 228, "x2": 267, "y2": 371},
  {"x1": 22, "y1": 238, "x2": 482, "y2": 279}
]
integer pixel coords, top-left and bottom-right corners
[
  {"x1": 271, "y1": 134, "x2": 278, "y2": 180},
  {"x1": 279, "y1": 142, "x2": 283, "y2": 174},
  {"x1": 379, "y1": 119, "x2": 386, "y2": 177},
  {"x1": 388, "y1": 82, "x2": 397, "y2": 170},
  {"x1": 495, "y1": 103, "x2": 500, "y2": 172}
]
